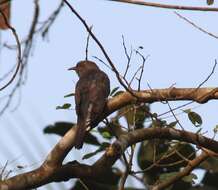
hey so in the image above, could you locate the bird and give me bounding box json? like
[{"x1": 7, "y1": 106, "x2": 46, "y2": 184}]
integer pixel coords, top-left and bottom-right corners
[{"x1": 68, "y1": 60, "x2": 110, "y2": 149}]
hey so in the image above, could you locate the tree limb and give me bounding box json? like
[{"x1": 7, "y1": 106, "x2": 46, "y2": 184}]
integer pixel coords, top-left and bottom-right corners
[
  {"x1": 2, "y1": 126, "x2": 218, "y2": 189},
  {"x1": 107, "y1": 0, "x2": 218, "y2": 12},
  {"x1": 105, "y1": 87, "x2": 218, "y2": 116},
  {"x1": 1, "y1": 86, "x2": 218, "y2": 189}
]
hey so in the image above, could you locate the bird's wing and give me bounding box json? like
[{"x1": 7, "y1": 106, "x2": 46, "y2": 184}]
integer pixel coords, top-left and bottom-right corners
[
  {"x1": 75, "y1": 77, "x2": 91, "y2": 117},
  {"x1": 100, "y1": 72, "x2": 110, "y2": 97},
  {"x1": 88, "y1": 72, "x2": 110, "y2": 102},
  {"x1": 75, "y1": 83, "x2": 81, "y2": 115},
  {"x1": 74, "y1": 78, "x2": 91, "y2": 149}
]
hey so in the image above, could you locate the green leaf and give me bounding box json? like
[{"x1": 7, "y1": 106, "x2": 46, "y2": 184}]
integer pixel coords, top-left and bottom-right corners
[
  {"x1": 188, "y1": 111, "x2": 202, "y2": 127},
  {"x1": 213, "y1": 125, "x2": 218, "y2": 133},
  {"x1": 183, "y1": 109, "x2": 203, "y2": 127},
  {"x1": 159, "y1": 172, "x2": 179, "y2": 181},
  {"x1": 183, "y1": 109, "x2": 191, "y2": 114},
  {"x1": 56, "y1": 103, "x2": 71, "y2": 110},
  {"x1": 98, "y1": 122, "x2": 117, "y2": 139},
  {"x1": 200, "y1": 157, "x2": 218, "y2": 172},
  {"x1": 113, "y1": 90, "x2": 124, "y2": 97},
  {"x1": 82, "y1": 148, "x2": 103, "y2": 160},
  {"x1": 102, "y1": 131, "x2": 112, "y2": 139},
  {"x1": 82, "y1": 142, "x2": 110, "y2": 160},
  {"x1": 207, "y1": 0, "x2": 214, "y2": 5},
  {"x1": 182, "y1": 173, "x2": 197, "y2": 184},
  {"x1": 84, "y1": 133, "x2": 101, "y2": 146},
  {"x1": 44, "y1": 122, "x2": 100, "y2": 145},
  {"x1": 152, "y1": 119, "x2": 167, "y2": 128},
  {"x1": 159, "y1": 172, "x2": 179, "y2": 190},
  {"x1": 167, "y1": 121, "x2": 178, "y2": 128},
  {"x1": 110, "y1": 87, "x2": 119, "y2": 96},
  {"x1": 159, "y1": 172, "x2": 196, "y2": 190},
  {"x1": 64, "y1": 93, "x2": 75, "y2": 98},
  {"x1": 44, "y1": 122, "x2": 74, "y2": 136}
]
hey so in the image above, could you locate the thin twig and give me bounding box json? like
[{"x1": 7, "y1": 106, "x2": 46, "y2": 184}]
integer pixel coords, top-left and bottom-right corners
[
  {"x1": 151, "y1": 151, "x2": 209, "y2": 190},
  {"x1": 157, "y1": 60, "x2": 217, "y2": 118},
  {"x1": 122, "y1": 35, "x2": 132, "y2": 80},
  {"x1": 175, "y1": 11, "x2": 218, "y2": 40},
  {"x1": 63, "y1": 0, "x2": 138, "y2": 98},
  {"x1": 0, "y1": 9, "x2": 21, "y2": 91},
  {"x1": 0, "y1": 161, "x2": 8, "y2": 180},
  {"x1": 93, "y1": 55, "x2": 131, "y2": 86},
  {"x1": 0, "y1": 64, "x2": 17, "y2": 82},
  {"x1": 0, "y1": 0, "x2": 39, "y2": 115},
  {"x1": 119, "y1": 146, "x2": 135, "y2": 190},
  {"x1": 166, "y1": 101, "x2": 185, "y2": 130},
  {"x1": 158, "y1": 101, "x2": 193, "y2": 118},
  {"x1": 135, "y1": 50, "x2": 149, "y2": 91},
  {"x1": 196, "y1": 60, "x2": 217, "y2": 89},
  {"x1": 85, "y1": 25, "x2": 93, "y2": 60},
  {"x1": 92, "y1": 56, "x2": 112, "y2": 70},
  {"x1": 119, "y1": 102, "x2": 137, "y2": 189},
  {"x1": 129, "y1": 65, "x2": 142, "y2": 87},
  {"x1": 132, "y1": 143, "x2": 195, "y2": 174},
  {"x1": 78, "y1": 179, "x2": 89, "y2": 190},
  {"x1": 108, "y1": 0, "x2": 218, "y2": 12},
  {"x1": 37, "y1": 0, "x2": 64, "y2": 38}
]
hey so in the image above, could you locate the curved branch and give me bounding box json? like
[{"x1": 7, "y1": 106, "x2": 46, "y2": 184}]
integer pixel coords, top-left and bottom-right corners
[
  {"x1": 1, "y1": 87, "x2": 218, "y2": 189},
  {"x1": 105, "y1": 87, "x2": 218, "y2": 116},
  {"x1": 107, "y1": 0, "x2": 218, "y2": 12},
  {"x1": 0, "y1": 0, "x2": 39, "y2": 115},
  {"x1": 175, "y1": 12, "x2": 218, "y2": 40},
  {"x1": 124, "y1": 127, "x2": 218, "y2": 153},
  {"x1": 0, "y1": 9, "x2": 21, "y2": 91},
  {"x1": 2, "y1": 126, "x2": 218, "y2": 189}
]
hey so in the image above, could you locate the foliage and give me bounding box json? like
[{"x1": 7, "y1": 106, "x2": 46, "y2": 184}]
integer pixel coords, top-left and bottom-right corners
[{"x1": 44, "y1": 103, "x2": 218, "y2": 190}]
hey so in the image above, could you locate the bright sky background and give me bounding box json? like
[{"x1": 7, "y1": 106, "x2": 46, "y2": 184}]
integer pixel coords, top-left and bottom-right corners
[{"x1": 0, "y1": 0, "x2": 218, "y2": 189}]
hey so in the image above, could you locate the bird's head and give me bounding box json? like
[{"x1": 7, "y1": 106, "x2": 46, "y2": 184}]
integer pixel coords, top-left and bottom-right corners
[{"x1": 68, "y1": 60, "x2": 99, "y2": 77}]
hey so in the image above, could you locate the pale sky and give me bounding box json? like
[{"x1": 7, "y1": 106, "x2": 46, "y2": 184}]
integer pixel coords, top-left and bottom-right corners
[{"x1": 0, "y1": 0, "x2": 218, "y2": 189}]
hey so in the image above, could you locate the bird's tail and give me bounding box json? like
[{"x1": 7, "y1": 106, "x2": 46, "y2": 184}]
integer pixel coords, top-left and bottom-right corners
[
  {"x1": 74, "y1": 122, "x2": 86, "y2": 149},
  {"x1": 74, "y1": 104, "x2": 93, "y2": 149}
]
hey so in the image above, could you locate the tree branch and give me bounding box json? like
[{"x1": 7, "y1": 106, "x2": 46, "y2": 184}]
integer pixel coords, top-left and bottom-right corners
[
  {"x1": 0, "y1": 86, "x2": 217, "y2": 189},
  {"x1": 107, "y1": 0, "x2": 218, "y2": 12},
  {"x1": 2, "y1": 125, "x2": 218, "y2": 189},
  {"x1": 175, "y1": 12, "x2": 218, "y2": 40},
  {"x1": 105, "y1": 87, "x2": 218, "y2": 116}
]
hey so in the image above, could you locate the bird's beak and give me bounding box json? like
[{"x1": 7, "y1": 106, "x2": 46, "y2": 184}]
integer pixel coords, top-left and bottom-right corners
[{"x1": 68, "y1": 66, "x2": 76, "y2": 71}]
